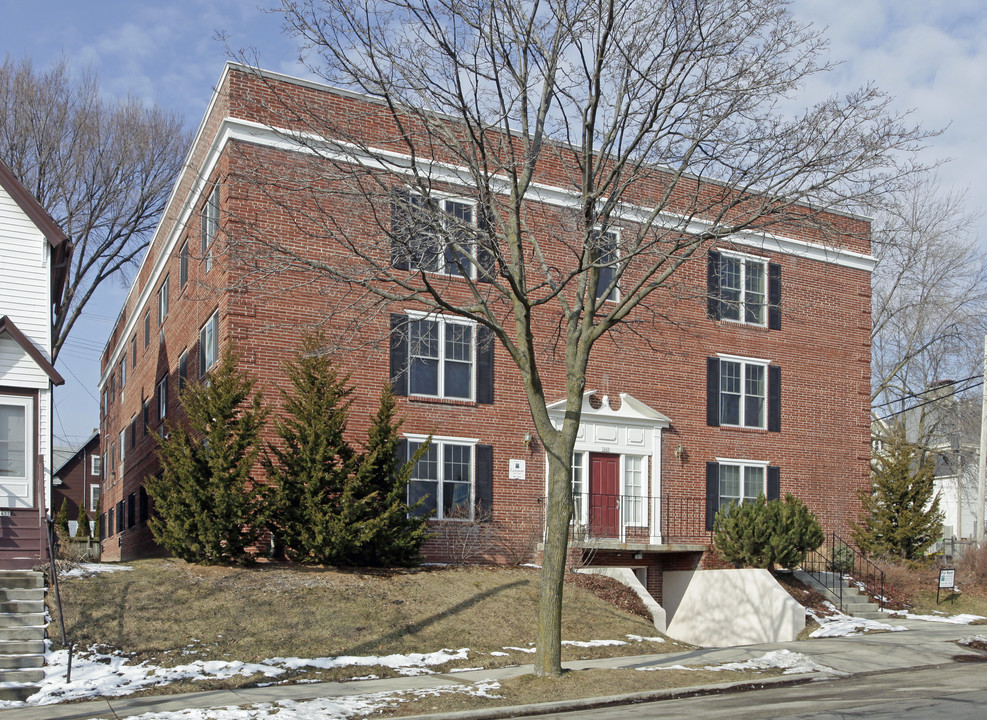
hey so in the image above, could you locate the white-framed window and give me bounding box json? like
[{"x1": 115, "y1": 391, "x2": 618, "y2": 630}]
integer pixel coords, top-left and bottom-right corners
[
  {"x1": 90, "y1": 454, "x2": 101, "y2": 476},
  {"x1": 0, "y1": 397, "x2": 32, "y2": 494},
  {"x1": 90, "y1": 484, "x2": 100, "y2": 512},
  {"x1": 178, "y1": 349, "x2": 189, "y2": 392},
  {"x1": 392, "y1": 193, "x2": 478, "y2": 276},
  {"x1": 179, "y1": 241, "x2": 189, "y2": 288},
  {"x1": 157, "y1": 375, "x2": 168, "y2": 421},
  {"x1": 131, "y1": 335, "x2": 137, "y2": 366},
  {"x1": 406, "y1": 437, "x2": 475, "y2": 520},
  {"x1": 144, "y1": 311, "x2": 150, "y2": 348},
  {"x1": 120, "y1": 356, "x2": 127, "y2": 389},
  {"x1": 718, "y1": 251, "x2": 766, "y2": 325},
  {"x1": 593, "y1": 229, "x2": 619, "y2": 301},
  {"x1": 118, "y1": 429, "x2": 126, "y2": 463},
  {"x1": 623, "y1": 455, "x2": 646, "y2": 525},
  {"x1": 159, "y1": 274, "x2": 170, "y2": 324},
  {"x1": 201, "y1": 183, "x2": 219, "y2": 273},
  {"x1": 719, "y1": 356, "x2": 766, "y2": 428},
  {"x1": 407, "y1": 314, "x2": 474, "y2": 400},
  {"x1": 572, "y1": 452, "x2": 586, "y2": 521},
  {"x1": 717, "y1": 459, "x2": 767, "y2": 509},
  {"x1": 200, "y1": 311, "x2": 219, "y2": 375}
]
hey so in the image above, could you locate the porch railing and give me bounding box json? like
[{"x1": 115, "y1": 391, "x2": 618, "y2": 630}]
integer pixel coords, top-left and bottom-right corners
[
  {"x1": 541, "y1": 494, "x2": 711, "y2": 545},
  {"x1": 801, "y1": 531, "x2": 885, "y2": 613}
]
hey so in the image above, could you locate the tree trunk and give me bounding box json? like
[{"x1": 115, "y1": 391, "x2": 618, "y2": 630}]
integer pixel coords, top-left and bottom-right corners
[{"x1": 534, "y1": 447, "x2": 574, "y2": 676}]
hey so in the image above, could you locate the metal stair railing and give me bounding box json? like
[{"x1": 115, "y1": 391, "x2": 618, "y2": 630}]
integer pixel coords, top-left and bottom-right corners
[
  {"x1": 45, "y1": 518, "x2": 73, "y2": 683},
  {"x1": 801, "y1": 531, "x2": 886, "y2": 613}
]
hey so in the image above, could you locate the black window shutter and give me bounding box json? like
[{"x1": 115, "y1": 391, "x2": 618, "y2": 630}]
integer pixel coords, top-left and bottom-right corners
[
  {"x1": 768, "y1": 262, "x2": 782, "y2": 330},
  {"x1": 767, "y1": 466, "x2": 781, "y2": 501},
  {"x1": 476, "y1": 325, "x2": 494, "y2": 404},
  {"x1": 475, "y1": 444, "x2": 494, "y2": 522},
  {"x1": 768, "y1": 364, "x2": 781, "y2": 432},
  {"x1": 390, "y1": 314, "x2": 408, "y2": 396},
  {"x1": 476, "y1": 206, "x2": 496, "y2": 283},
  {"x1": 395, "y1": 438, "x2": 408, "y2": 472},
  {"x1": 705, "y1": 462, "x2": 720, "y2": 531},
  {"x1": 390, "y1": 191, "x2": 411, "y2": 270},
  {"x1": 707, "y1": 250, "x2": 721, "y2": 320},
  {"x1": 706, "y1": 357, "x2": 720, "y2": 426}
]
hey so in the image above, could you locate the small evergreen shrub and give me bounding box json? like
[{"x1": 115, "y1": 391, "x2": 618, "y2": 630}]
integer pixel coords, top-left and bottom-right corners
[
  {"x1": 713, "y1": 494, "x2": 823, "y2": 570},
  {"x1": 75, "y1": 504, "x2": 91, "y2": 538}
]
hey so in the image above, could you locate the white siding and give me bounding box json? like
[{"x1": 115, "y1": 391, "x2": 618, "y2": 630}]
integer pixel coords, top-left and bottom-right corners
[
  {"x1": 0, "y1": 188, "x2": 52, "y2": 352},
  {"x1": 0, "y1": 335, "x2": 49, "y2": 388}
]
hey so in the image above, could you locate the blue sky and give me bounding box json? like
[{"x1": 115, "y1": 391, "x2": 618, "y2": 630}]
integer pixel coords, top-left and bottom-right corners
[{"x1": 2, "y1": 0, "x2": 986, "y2": 445}]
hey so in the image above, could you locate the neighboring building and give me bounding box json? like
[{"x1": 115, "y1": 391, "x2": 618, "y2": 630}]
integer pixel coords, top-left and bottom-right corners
[
  {"x1": 98, "y1": 65, "x2": 874, "y2": 603},
  {"x1": 52, "y1": 431, "x2": 101, "y2": 535},
  {"x1": 0, "y1": 159, "x2": 71, "y2": 569}
]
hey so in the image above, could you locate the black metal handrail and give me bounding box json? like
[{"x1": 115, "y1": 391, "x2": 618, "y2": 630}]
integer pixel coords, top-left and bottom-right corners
[
  {"x1": 44, "y1": 518, "x2": 73, "y2": 683},
  {"x1": 539, "y1": 494, "x2": 712, "y2": 545},
  {"x1": 801, "y1": 531, "x2": 885, "y2": 613}
]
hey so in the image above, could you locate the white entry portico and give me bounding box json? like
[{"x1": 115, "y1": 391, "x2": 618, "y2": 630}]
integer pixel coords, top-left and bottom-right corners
[{"x1": 547, "y1": 392, "x2": 671, "y2": 544}]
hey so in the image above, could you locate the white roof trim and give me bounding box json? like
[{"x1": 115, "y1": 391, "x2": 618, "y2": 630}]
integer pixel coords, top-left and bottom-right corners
[{"x1": 547, "y1": 391, "x2": 671, "y2": 428}]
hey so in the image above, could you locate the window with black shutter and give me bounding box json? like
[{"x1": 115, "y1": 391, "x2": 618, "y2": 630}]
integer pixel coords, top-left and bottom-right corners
[
  {"x1": 705, "y1": 461, "x2": 781, "y2": 530},
  {"x1": 707, "y1": 250, "x2": 781, "y2": 329},
  {"x1": 707, "y1": 356, "x2": 780, "y2": 432}
]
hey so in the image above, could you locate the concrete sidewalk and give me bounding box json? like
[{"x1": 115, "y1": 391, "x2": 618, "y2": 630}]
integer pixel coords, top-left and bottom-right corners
[{"x1": 0, "y1": 617, "x2": 982, "y2": 720}]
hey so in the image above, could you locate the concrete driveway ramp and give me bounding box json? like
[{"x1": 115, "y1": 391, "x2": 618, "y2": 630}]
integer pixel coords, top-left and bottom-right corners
[{"x1": 663, "y1": 569, "x2": 804, "y2": 647}]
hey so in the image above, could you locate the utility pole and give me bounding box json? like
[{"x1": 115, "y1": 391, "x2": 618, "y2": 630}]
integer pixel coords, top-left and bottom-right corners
[{"x1": 978, "y1": 335, "x2": 987, "y2": 544}]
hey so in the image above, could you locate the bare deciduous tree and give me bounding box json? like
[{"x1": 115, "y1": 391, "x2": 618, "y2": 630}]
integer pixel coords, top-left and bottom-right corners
[
  {"x1": 870, "y1": 175, "x2": 987, "y2": 426},
  {"x1": 0, "y1": 56, "x2": 192, "y2": 361},
  {"x1": 231, "y1": 0, "x2": 929, "y2": 675}
]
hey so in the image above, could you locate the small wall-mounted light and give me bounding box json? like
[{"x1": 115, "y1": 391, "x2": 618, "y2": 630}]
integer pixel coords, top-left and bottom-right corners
[
  {"x1": 523, "y1": 432, "x2": 532, "y2": 449},
  {"x1": 633, "y1": 551, "x2": 644, "y2": 560},
  {"x1": 674, "y1": 444, "x2": 684, "y2": 459}
]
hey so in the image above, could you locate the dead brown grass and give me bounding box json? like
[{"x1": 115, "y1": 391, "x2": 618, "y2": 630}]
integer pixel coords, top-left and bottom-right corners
[
  {"x1": 50, "y1": 560, "x2": 687, "y2": 685},
  {"x1": 875, "y1": 556, "x2": 987, "y2": 618},
  {"x1": 957, "y1": 543, "x2": 987, "y2": 587}
]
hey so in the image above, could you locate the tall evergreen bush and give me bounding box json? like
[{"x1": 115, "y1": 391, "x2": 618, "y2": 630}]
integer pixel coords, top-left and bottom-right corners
[
  {"x1": 147, "y1": 349, "x2": 268, "y2": 565},
  {"x1": 714, "y1": 494, "x2": 823, "y2": 570}
]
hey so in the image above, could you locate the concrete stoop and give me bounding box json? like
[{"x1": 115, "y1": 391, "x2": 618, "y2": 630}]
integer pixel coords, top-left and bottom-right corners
[
  {"x1": 0, "y1": 570, "x2": 46, "y2": 702},
  {"x1": 794, "y1": 569, "x2": 886, "y2": 620}
]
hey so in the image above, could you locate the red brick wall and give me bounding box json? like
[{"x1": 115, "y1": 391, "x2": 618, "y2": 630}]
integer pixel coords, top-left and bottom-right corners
[{"x1": 98, "y1": 67, "x2": 872, "y2": 566}]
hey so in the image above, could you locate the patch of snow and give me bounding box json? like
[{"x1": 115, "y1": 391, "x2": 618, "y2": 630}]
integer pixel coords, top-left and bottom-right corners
[
  {"x1": 59, "y1": 563, "x2": 133, "y2": 578},
  {"x1": 640, "y1": 650, "x2": 843, "y2": 676},
  {"x1": 561, "y1": 639, "x2": 627, "y2": 648},
  {"x1": 111, "y1": 680, "x2": 503, "y2": 720},
  {"x1": 808, "y1": 607, "x2": 906, "y2": 638},
  {"x1": 625, "y1": 634, "x2": 665, "y2": 643},
  {"x1": 1, "y1": 646, "x2": 472, "y2": 708},
  {"x1": 502, "y1": 646, "x2": 536, "y2": 653},
  {"x1": 488, "y1": 651, "x2": 509, "y2": 657},
  {"x1": 958, "y1": 635, "x2": 987, "y2": 646},
  {"x1": 882, "y1": 610, "x2": 985, "y2": 625}
]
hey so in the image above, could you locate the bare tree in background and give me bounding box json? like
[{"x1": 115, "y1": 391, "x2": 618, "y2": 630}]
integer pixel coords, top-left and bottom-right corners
[
  {"x1": 0, "y1": 56, "x2": 192, "y2": 361},
  {"x1": 232, "y1": 0, "x2": 929, "y2": 675},
  {"x1": 870, "y1": 174, "x2": 987, "y2": 435}
]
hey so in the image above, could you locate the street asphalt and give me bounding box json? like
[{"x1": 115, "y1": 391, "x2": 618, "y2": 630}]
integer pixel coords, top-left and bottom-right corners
[{"x1": 0, "y1": 616, "x2": 983, "y2": 720}]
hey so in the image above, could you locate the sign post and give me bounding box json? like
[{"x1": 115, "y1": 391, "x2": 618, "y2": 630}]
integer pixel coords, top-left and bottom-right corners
[{"x1": 937, "y1": 568, "x2": 956, "y2": 604}]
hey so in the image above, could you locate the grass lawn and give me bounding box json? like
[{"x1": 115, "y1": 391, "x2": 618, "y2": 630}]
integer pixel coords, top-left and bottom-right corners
[{"x1": 49, "y1": 560, "x2": 708, "y2": 697}]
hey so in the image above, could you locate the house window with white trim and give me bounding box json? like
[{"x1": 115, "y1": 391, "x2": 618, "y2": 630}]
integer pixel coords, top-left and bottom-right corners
[
  {"x1": 624, "y1": 455, "x2": 645, "y2": 525},
  {"x1": 720, "y1": 358, "x2": 765, "y2": 428},
  {"x1": 572, "y1": 452, "x2": 585, "y2": 522},
  {"x1": 157, "y1": 375, "x2": 168, "y2": 422},
  {"x1": 0, "y1": 398, "x2": 30, "y2": 486},
  {"x1": 159, "y1": 274, "x2": 170, "y2": 324},
  {"x1": 391, "y1": 193, "x2": 479, "y2": 276},
  {"x1": 407, "y1": 439, "x2": 473, "y2": 520},
  {"x1": 708, "y1": 249, "x2": 782, "y2": 329},
  {"x1": 199, "y1": 311, "x2": 218, "y2": 375},
  {"x1": 408, "y1": 316, "x2": 473, "y2": 400},
  {"x1": 90, "y1": 454, "x2": 100, "y2": 476},
  {"x1": 90, "y1": 484, "x2": 100, "y2": 512},
  {"x1": 718, "y1": 462, "x2": 765, "y2": 509},
  {"x1": 180, "y1": 242, "x2": 189, "y2": 288},
  {"x1": 119, "y1": 429, "x2": 126, "y2": 464},
  {"x1": 201, "y1": 183, "x2": 219, "y2": 273}
]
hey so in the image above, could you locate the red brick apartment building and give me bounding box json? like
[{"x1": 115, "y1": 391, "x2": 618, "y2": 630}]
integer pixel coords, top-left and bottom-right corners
[{"x1": 98, "y1": 64, "x2": 873, "y2": 600}]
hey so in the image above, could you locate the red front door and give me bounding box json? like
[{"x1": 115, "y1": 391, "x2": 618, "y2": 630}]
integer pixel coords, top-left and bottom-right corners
[{"x1": 589, "y1": 453, "x2": 619, "y2": 538}]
